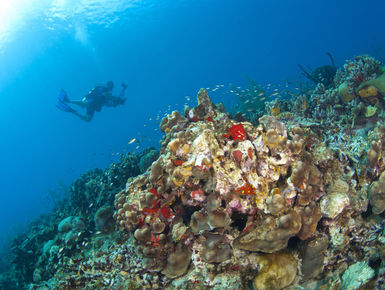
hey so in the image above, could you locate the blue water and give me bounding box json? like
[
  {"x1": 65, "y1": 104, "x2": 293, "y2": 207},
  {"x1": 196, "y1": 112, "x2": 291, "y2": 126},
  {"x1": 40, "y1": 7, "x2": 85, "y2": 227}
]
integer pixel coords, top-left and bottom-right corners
[{"x1": 0, "y1": 0, "x2": 384, "y2": 250}]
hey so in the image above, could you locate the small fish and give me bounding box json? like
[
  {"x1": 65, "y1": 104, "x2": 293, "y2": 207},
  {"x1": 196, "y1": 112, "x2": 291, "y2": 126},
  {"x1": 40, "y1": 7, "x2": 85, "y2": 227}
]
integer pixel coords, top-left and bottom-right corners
[
  {"x1": 127, "y1": 138, "x2": 136, "y2": 145},
  {"x1": 96, "y1": 231, "x2": 102, "y2": 235},
  {"x1": 89, "y1": 203, "x2": 94, "y2": 208}
]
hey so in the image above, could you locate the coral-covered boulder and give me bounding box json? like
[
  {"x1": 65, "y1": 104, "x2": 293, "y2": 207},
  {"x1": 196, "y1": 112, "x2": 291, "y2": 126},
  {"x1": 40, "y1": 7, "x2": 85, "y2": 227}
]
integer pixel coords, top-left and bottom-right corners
[
  {"x1": 233, "y1": 210, "x2": 301, "y2": 253},
  {"x1": 162, "y1": 243, "x2": 192, "y2": 278},
  {"x1": 253, "y1": 252, "x2": 298, "y2": 290}
]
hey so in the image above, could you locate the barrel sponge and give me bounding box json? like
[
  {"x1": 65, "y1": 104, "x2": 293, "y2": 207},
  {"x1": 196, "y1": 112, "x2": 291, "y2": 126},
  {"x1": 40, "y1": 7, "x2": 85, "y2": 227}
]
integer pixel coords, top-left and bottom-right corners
[
  {"x1": 252, "y1": 252, "x2": 298, "y2": 290},
  {"x1": 369, "y1": 171, "x2": 385, "y2": 214},
  {"x1": 94, "y1": 205, "x2": 114, "y2": 232}
]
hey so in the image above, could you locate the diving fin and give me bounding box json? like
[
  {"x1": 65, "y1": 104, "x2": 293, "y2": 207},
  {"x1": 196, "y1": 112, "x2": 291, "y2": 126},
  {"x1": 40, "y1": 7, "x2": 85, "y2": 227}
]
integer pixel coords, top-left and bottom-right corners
[
  {"x1": 58, "y1": 89, "x2": 70, "y2": 103},
  {"x1": 56, "y1": 101, "x2": 76, "y2": 113}
]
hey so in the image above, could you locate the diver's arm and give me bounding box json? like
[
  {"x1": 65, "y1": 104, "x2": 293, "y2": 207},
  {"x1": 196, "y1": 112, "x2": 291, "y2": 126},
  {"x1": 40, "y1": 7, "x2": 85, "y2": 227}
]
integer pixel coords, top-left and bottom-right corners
[
  {"x1": 119, "y1": 83, "x2": 127, "y2": 97},
  {"x1": 103, "y1": 95, "x2": 125, "y2": 107}
]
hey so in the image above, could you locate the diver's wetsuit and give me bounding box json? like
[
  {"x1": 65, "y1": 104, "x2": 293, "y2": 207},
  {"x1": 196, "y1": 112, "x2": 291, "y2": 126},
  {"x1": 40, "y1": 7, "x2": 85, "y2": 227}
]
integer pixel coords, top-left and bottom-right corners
[{"x1": 83, "y1": 86, "x2": 111, "y2": 118}]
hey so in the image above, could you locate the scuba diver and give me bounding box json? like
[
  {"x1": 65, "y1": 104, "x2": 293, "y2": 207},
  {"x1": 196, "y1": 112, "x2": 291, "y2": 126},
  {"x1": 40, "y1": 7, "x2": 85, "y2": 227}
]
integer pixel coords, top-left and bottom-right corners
[{"x1": 56, "y1": 81, "x2": 127, "y2": 122}]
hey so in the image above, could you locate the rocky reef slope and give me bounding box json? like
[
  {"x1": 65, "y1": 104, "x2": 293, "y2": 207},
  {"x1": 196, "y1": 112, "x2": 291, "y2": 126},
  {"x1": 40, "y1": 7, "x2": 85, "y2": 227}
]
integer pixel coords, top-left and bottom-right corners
[{"x1": 1, "y1": 55, "x2": 385, "y2": 289}]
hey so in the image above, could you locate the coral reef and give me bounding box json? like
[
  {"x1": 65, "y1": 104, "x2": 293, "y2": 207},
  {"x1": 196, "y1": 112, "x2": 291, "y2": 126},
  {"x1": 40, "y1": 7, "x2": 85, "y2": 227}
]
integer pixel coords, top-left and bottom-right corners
[
  {"x1": 2, "y1": 55, "x2": 385, "y2": 289},
  {"x1": 0, "y1": 149, "x2": 158, "y2": 289}
]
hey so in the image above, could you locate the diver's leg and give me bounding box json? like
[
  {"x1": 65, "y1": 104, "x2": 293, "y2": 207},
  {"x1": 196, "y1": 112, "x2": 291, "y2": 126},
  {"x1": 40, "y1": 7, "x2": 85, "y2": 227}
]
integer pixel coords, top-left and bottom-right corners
[
  {"x1": 71, "y1": 111, "x2": 93, "y2": 122},
  {"x1": 68, "y1": 102, "x2": 94, "y2": 121},
  {"x1": 68, "y1": 100, "x2": 88, "y2": 108}
]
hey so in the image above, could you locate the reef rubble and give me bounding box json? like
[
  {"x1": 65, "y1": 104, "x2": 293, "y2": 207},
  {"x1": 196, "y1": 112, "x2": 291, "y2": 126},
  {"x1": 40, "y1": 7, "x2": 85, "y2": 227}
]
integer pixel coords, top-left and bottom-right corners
[{"x1": 1, "y1": 55, "x2": 385, "y2": 289}]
